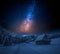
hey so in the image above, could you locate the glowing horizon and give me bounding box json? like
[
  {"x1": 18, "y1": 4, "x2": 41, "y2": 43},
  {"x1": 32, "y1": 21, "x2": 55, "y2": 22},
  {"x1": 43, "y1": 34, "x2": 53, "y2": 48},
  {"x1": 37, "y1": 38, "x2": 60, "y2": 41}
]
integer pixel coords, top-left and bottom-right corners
[{"x1": 20, "y1": 17, "x2": 33, "y2": 33}]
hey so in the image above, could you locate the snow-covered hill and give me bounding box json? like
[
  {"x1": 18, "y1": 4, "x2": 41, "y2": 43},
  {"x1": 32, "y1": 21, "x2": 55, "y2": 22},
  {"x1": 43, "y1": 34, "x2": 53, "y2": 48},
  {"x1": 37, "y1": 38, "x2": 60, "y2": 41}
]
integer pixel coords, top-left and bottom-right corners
[{"x1": 0, "y1": 25, "x2": 60, "y2": 54}]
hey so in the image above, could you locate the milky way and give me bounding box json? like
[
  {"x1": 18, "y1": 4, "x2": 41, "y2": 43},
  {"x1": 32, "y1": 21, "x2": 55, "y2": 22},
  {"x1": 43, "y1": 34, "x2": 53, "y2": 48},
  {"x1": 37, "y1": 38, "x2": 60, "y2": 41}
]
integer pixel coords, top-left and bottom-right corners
[
  {"x1": 0, "y1": 0, "x2": 56, "y2": 34},
  {"x1": 20, "y1": 0, "x2": 36, "y2": 33}
]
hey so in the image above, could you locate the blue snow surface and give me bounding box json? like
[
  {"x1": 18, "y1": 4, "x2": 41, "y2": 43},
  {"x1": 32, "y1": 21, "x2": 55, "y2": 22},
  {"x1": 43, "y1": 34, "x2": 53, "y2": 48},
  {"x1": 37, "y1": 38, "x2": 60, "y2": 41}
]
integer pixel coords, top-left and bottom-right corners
[
  {"x1": 0, "y1": 26, "x2": 60, "y2": 54},
  {"x1": 0, "y1": 41, "x2": 60, "y2": 54},
  {"x1": 0, "y1": 34, "x2": 60, "y2": 54}
]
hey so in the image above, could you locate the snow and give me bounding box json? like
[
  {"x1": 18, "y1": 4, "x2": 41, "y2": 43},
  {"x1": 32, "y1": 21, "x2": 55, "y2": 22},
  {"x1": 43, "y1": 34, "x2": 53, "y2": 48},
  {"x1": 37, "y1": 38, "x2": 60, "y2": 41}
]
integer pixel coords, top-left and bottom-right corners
[
  {"x1": 0, "y1": 26, "x2": 60, "y2": 54},
  {"x1": 0, "y1": 41, "x2": 60, "y2": 54}
]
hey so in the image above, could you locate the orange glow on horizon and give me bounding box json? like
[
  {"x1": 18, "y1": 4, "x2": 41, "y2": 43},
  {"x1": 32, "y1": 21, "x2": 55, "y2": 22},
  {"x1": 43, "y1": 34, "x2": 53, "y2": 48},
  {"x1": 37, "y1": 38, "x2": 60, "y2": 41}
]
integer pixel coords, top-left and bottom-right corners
[{"x1": 20, "y1": 18, "x2": 33, "y2": 33}]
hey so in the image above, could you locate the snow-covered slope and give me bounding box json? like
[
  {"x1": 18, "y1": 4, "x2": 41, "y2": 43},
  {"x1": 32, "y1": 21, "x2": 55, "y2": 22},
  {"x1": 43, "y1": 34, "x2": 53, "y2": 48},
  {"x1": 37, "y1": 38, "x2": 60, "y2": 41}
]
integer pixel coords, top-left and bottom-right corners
[
  {"x1": 0, "y1": 25, "x2": 60, "y2": 54},
  {"x1": 0, "y1": 42, "x2": 60, "y2": 54}
]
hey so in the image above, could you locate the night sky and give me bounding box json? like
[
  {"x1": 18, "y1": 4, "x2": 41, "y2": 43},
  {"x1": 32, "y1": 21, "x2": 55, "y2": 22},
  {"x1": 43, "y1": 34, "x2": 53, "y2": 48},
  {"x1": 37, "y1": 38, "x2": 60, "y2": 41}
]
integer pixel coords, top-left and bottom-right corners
[{"x1": 0, "y1": 0, "x2": 60, "y2": 34}]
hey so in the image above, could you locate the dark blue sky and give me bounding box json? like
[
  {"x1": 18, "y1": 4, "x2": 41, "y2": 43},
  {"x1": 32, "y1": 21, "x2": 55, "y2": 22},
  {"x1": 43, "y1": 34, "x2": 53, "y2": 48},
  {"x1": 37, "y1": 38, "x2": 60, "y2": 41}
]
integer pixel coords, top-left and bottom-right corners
[{"x1": 0, "y1": 0, "x2": 59, "y2": 34}]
